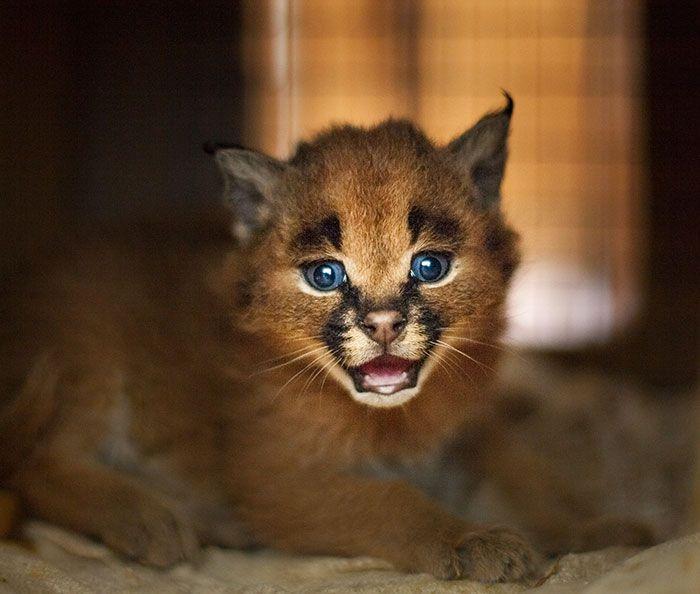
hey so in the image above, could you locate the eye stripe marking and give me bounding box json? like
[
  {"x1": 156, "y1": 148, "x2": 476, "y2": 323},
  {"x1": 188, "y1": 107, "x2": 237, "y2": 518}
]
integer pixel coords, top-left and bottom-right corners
[
  {"x1": 407, "y1": 206, "x2": 462, "y2": 247},
  {"x1": 294, "y1": 214, "x2": 342, "y2": 251}
]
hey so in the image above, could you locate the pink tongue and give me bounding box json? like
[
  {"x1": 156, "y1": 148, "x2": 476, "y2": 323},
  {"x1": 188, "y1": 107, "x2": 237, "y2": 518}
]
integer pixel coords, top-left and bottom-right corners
[{"x1": 359, "y1": 355, "x2": 413, "y2": 378}]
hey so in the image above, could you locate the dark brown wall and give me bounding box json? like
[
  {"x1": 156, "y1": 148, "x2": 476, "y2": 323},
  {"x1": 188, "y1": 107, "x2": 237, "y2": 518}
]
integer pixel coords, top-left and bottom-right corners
[
  {"x1": 1, "y1": 1, "x2": 244, "y2": 269},
  {"x1": 1, "y1": 2, "x2": 75, "y2": 267},
  {"x1": 635, "y1": 1, "x2": 700, "y2": 387}
]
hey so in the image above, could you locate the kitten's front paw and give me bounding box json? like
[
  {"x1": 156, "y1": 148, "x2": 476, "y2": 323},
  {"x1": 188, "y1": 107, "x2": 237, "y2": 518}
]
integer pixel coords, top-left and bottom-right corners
[
  {"x1": 100, "y1": 492, "x2": 200, "y2": 567},
  {"x1": 431, "y1": 527, "x2": 542, "y2": 582}
]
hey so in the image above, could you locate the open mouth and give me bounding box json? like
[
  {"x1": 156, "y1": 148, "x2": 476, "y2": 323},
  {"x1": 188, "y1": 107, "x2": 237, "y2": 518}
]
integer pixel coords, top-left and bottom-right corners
[{"x1": 350, "y1": 355, "x2": 421, "y2": 395}]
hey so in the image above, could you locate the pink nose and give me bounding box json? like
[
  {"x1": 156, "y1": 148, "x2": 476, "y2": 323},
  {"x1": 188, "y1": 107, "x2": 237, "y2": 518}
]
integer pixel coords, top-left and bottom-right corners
[{"x1": 362, "y1": 310, "x2": 407, "y2": 345}]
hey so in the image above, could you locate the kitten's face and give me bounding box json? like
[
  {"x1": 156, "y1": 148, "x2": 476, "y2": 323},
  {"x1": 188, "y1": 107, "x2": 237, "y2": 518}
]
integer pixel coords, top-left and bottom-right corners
[{"x1": 216, "y1": 102, "x2": 518, "y2": 408}]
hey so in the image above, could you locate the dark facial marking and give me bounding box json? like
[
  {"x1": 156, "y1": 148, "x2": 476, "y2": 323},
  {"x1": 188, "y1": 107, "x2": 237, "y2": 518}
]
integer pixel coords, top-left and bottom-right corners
[
  {"x1": 321, "y1": 282, "x2": 360, "y2": 357},
  {"x1": 397, "y1": 279, "x2": 444, "y2": 346},
  {"x1": 294, "y1": 215, "x2": 342, "y2": 252},
  {"x1": 417, "y1": 305, "x2": 443, "y2": 346},
  {"x1": 407, "y1": 206, "x2": 462, "y2": 247},
  {"x1": 408, "y1": 207, "x2": 427, "y2": 243},
  {"x1": 321, "y1": 306, "x2": 349, "y2": 358},
  {"x1": 388, "y1": 281, "x2": 444, "y2": 354}
]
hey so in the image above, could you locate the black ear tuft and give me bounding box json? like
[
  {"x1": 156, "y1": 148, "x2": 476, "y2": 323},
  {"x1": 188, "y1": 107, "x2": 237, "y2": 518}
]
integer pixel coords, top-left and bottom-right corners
[
  {"x1": 501, "y1": 89, "x2": 514, "y2": 117},
  {"x1": 447, "y1": 92, "x2": 514, "y2": 209},
  {"x1": 206, "y1": 144, "x2": 287, "y2": 243}
]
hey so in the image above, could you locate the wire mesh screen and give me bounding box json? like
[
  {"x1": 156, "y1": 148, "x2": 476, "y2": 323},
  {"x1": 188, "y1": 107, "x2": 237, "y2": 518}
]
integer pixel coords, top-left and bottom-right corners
[{"x1": 241, "y1": 0, "x2": 645, "y2": 348}]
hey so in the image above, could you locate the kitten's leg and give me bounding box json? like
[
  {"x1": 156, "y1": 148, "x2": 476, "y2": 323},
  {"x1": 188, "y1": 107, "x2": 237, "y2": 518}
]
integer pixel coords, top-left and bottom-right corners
[
  {"x1": 11, "y1": 456, "x2": 199, "y2": 567},
  {"x1": 234, "y1": 470, "x2": 541, "y2": 582},
  {"x1": 476, "y1": 427, "x2": 655, "y2": 553}
]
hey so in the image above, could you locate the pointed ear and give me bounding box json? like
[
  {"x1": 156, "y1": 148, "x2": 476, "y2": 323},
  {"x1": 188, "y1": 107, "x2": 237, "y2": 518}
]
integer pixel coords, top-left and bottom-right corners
[
  {"x1": 447, "y1": 92, "x2": 513, "y2": 209},
  {"x1": 205, "y1": 143, "x2": 287, "y2": 243}
]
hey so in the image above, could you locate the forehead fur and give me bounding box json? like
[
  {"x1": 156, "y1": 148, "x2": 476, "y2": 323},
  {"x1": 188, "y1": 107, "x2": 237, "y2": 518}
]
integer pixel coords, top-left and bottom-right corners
[
  {"x1": 290, "y1": 120, "x2": 463, "y2": 200},
  {"x1": 290, "y1": 119, "x2": 432, "y2": 167},
  {"x1": 283, "y1": 120, "x2": 474, "y2": 258}
]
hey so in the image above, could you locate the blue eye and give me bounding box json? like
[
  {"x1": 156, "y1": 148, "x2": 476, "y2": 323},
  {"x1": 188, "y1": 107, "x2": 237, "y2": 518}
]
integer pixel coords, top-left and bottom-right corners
[
  {"x1": 304, "y1": 261, "x2": 346, "y2": 291},
  {"x1": 410, "y1": 253, "x2": 450, "y2": 283}
]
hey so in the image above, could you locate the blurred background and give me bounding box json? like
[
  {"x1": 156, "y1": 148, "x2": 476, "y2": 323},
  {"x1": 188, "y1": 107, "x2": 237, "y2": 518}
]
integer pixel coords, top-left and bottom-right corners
[{"x1": 1, "y1": 0, "x2": 698, "y2": 389}]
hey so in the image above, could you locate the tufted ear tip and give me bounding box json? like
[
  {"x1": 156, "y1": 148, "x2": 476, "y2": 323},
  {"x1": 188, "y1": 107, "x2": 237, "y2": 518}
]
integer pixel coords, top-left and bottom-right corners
[
  {"x1": 500, "y1": 90, "x2": 514, "y2": 117},
  {"x1": 446, "y1": 93, "x2": 515, "y2": 209}
]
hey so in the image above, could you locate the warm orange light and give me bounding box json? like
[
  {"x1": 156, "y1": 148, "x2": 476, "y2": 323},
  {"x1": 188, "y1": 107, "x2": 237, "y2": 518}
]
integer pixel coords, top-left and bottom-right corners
[{"x1": 241, "y1": 0, "x2": 645, "y2": 347}]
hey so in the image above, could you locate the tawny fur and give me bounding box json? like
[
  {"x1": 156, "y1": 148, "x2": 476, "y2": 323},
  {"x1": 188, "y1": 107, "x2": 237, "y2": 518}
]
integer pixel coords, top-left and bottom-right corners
[{"x1": 0, "y1": 102, "x2": 651, "y2": 581}]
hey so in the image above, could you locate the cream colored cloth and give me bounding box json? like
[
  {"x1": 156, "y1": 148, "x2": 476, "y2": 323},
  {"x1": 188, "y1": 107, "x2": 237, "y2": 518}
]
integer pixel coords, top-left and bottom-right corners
[{"x1": 0, "y1": 523, "x2": 698, "y2": 593}]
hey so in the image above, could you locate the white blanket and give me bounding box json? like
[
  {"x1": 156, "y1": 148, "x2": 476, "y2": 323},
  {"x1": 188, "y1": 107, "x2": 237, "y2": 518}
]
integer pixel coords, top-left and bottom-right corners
[{"x1": 0, "y1": 523, "x2": 698, "y2": 594}]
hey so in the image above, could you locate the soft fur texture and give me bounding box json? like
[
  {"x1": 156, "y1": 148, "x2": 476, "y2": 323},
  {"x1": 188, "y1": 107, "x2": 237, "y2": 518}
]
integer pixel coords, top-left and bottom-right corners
[{"x1": 0, "y1": 97, "x2": 651, "y2": 582}]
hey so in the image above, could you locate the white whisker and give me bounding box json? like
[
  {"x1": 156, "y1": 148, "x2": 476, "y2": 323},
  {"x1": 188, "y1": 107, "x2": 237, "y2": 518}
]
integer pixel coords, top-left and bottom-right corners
[
  {"x1": 273, "y1": 351, "x2": 331, "y2": 400},
  {"x1": 430, "y1": 345, "x2": 477, "y2": 386},
  {"x1": 300, "y1": 352, "x2": 334, "y2": 397},
  {"x1": 254, "y1": 342, "x2": 322, "y2": 367},
  {"x1": 434, "y1": 339, "x2": 495, "y2": 374},
  {"x1": 426, "y1": 351, "x2": 457, "y2": 382},
  {"x1": 319, "y1": 359, "x2": 339, "y2": 394},
  {"x1": 249, "y1": 346, "x2": 327, "y2": 378}
]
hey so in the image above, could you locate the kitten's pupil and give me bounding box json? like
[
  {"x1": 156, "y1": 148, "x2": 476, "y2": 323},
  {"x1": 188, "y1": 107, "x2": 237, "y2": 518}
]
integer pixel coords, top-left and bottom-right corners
[
  {"x1": 306, "y1": 261, "x2": 345, "y2": 291},
  {"x1": 314, "y1": 265, "x2": 337, "y2": 288},
  {"x1": 411, "y1": 253, "x2": 449, "y2": 283},
  {"x1": 418, "y1": 257, "x2": 441, "y2": 281}
]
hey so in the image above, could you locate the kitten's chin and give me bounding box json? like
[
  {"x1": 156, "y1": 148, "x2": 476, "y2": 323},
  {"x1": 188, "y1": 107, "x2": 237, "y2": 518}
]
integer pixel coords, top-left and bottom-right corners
[{"x1": 349, "y1": 386, "x2": 422, "y2": 408}]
